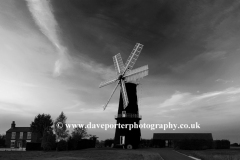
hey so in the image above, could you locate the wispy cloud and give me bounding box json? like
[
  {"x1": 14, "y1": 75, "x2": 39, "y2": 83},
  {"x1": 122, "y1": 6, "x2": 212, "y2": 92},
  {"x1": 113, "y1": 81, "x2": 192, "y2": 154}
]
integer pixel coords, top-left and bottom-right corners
[
  {"x1": 170, "y1": 51, "x2": 227, "y2": 73},
  {"x1": 216, "y1": 79, "x2": 234, "y2": 83},
  {"x1": 159, "y1": 87, "x2": 240, "y2": 108},
  {"x1": 26, "y1": 0, "x2": 69, "y2": 76}
]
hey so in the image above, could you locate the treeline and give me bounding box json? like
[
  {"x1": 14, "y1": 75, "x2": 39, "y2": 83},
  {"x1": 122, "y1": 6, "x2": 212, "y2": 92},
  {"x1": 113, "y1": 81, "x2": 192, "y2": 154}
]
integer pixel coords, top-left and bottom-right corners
[
  {"x1": 212, "y1": 140, "x2": 230, "y2": 149},
  {"x1": 26, "y1": 112, "x2": 97, "y2": 151},
  {"x1": 104, "y1": 139, "x2": 114, "y2": 147},
  {"x1": 231, "y1": 143, "x2": 240, "y2": 147},
  {"x1": 103, "y1": 139, "x2": 153, "y2": 148},
  {"x1": 0, "y1": 134, "x2": 6, "y2": 147},
  {"x1": 26, "y1": 138, "x2": 96, "y2": 151}
]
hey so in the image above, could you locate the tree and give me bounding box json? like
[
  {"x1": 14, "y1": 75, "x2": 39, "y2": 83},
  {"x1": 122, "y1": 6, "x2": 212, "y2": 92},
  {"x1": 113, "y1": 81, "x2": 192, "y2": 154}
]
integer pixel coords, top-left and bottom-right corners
[
  {"x1": 54, "y1": 111, "x2": 69, "y2": 141},
  {"x1": 41, "y1": 128, "x2": 56, "y2": 151},
  {"x1": 89, "y1": 135, "x2": 98, "y2": 140},
  {"x1": 231, "y1": 143, "x2": 239, "y2": 147},
  {"x1": 57, "y1": 139, "x2": 68, "y2": 151},
  {"x1": 71, "y1": 126, "x2": 89, "y2": 141},
  {"x1": 0, "y1": 134, "x2": 6, "y2": 147},
  {"x1": 67, "y1": 136, "x2": 77, "y2": 150},
  {"x1": 30, "y1": 114, "x2": 53, "y2": 138}
]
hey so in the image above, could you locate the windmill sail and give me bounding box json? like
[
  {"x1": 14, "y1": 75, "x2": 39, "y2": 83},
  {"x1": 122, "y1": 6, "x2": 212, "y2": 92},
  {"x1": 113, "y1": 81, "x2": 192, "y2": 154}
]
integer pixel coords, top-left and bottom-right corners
[
  {"x1": 113, "y1": 53, "x2": 125, "y2": 75},
  {"x1": 124, "y1": 65, "x2": 148, "y2": 82},
  {"x1": 120, "y1": 80, "x2": 129, "y2": 109},
  {"x1": 99, "y1": 78, "x2": 118, "y2": 88},
  {"x1": 124, "y1": 43, "x2": 143, "y2": 73},
  {"x1": 103, "y1": 82, "x2": 120, "y2": 110},
  {"x1": 99, "y1": 43, "x2": 147, "y2": 110}
]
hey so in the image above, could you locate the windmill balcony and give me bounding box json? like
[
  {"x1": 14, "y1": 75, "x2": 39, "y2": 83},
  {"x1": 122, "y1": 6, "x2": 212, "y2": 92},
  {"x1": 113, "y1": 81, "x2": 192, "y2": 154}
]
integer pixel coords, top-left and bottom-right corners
[{"x1": 115, "y1": 113, "x2": 142, "y2": 119}]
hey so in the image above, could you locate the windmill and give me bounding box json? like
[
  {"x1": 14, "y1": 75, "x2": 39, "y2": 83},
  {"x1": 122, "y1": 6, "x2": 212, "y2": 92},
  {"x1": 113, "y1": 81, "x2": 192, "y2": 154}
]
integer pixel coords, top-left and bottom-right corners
[{"x1": 99, "y1": 43, "x2": 148, "y2": 149}]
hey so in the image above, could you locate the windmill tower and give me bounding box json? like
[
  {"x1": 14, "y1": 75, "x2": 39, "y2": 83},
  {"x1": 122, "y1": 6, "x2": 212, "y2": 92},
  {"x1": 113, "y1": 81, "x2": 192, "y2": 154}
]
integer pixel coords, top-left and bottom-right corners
[{"x1": 99, "y1": 43, "x2": 148, "y2": 149}]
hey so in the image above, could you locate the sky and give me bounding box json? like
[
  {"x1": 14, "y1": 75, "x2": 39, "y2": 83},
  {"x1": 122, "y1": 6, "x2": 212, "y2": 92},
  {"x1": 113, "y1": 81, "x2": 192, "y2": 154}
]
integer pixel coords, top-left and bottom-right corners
[{"x1": 0, "y1": 0, "x2": 240, "y2": 143}]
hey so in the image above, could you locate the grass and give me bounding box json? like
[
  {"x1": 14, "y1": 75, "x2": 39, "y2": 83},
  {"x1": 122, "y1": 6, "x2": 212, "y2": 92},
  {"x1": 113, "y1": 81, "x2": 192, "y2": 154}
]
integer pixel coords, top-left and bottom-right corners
[
  {"x1": 0, "y1": 148, "x2": 160, "y2": 160},
  {"x1": 4, "y1": 147, "x2": 240, "y2": 160},
  {"x1": 177, "y1": 148, "x2": 240, "y2": 160}
]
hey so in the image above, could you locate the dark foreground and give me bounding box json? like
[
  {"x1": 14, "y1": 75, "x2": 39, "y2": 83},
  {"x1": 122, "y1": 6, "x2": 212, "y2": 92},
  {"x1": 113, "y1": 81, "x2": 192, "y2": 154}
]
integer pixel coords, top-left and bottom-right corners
[
  {"x1": 0, "y1": 148, "x2": 160, "y2": 160},
  {"x1": 1, "y1": 148, "x2": 240, "y2": 160},
  {"x1": 0, "y1": 148, "x2": 192, "y2": 160},
  {"x1": 177, "y1": 147, "x2": 240, "y2": 160}
]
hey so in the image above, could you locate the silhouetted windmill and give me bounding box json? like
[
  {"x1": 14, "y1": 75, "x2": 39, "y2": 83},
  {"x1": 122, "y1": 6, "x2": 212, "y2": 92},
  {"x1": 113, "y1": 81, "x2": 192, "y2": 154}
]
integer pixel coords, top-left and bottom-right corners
[{"x1": 99, "y1": 43, "x2": 148, "y2": 149}]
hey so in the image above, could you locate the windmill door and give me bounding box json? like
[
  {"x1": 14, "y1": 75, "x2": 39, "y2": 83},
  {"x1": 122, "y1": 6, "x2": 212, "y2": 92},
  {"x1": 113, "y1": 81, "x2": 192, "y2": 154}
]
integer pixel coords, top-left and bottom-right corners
[{"x1": 120, "y1": 136, "x2": 125, "y2": 145}]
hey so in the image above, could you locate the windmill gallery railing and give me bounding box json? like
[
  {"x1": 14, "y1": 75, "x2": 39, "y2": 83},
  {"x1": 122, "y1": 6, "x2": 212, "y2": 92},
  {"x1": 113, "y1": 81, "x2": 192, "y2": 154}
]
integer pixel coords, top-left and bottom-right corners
[{"x1": 115, "y1": 113, "x2": 142, "y2": 119}]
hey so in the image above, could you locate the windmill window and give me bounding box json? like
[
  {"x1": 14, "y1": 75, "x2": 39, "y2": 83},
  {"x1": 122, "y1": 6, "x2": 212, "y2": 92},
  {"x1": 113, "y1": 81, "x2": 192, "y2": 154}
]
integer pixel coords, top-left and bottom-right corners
[
  {"x1": 122, "y1": 111, "x2": 126, "y2": 117},
  {"x1": 120, "y1": 136, "x2": 125, "y2": 145}
]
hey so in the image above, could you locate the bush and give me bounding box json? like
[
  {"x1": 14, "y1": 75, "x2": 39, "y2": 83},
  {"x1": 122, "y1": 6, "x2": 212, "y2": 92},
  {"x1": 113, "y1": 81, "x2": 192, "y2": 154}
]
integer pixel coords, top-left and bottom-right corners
[
  {"x1": 104, "y1": 139, "x2": 114, "y2": 147},
  {"x1": 140, "y1": 139, "x2": 153, "y2": 147},
  {"x1": 67, "y1": 136, "x2": 78, "y2": 150},
  {"x1": 41, "y1": 128, "x2": 56, "y2": 150},
  {"x1": 0, "y1": 134, "x2": 6, "y2": 147},
  {"x1": 213, "y1": 140, "x2": 230, "y2": 149},
  {"x1": 26, "y1": 142, "x2": 42, "y2": 151},
  {"x1": 152, "y1": 139, "x2": 165, "y2": 148},
  {"x1": 231, "y1": 143, "x2": 239, "y2": 147},
  {"x1": 67, "y1": 137, "x2": 97, "y2": 150},
  {"x1": 42, "y1": 142, "x2": 52, "y2": 151},
  {"x1": 77, "y1": 139, "x2": 95, "y2": 149},
  {"x1": 57, "y1": 140, "x2": 68, "y2": 151}
]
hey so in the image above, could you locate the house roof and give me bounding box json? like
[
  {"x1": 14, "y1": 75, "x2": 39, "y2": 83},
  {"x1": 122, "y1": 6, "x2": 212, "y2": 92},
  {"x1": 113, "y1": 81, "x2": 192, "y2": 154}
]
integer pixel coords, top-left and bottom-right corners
[
  {"x1": 153, "y1": 133, "x2": 213, "y2": 140},
  {"x1": 6, "y1": 127, "x2": 31, "y2": 132}
]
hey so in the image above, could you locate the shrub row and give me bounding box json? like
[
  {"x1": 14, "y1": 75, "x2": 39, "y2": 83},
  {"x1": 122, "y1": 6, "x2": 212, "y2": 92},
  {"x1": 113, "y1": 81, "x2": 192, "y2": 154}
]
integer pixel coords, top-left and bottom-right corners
[
  {"x1": 152, "y1": 139, "x2": 165, "y2": 148},
  {"x1": 213, "y1": 140, "x2": 230, "y2": 149},
  {"x1": 104, "y1": 139, "x2": 114, "y2": 147},
  {"x1": 67, "y1": 138, "x2": 96, "y2": 150},
  {"x1": 26, "y1": 143, "x2": 42, "y2": 151},
  {"x1": 26, "y1": 138, "x2": 96, "y2": 151}
]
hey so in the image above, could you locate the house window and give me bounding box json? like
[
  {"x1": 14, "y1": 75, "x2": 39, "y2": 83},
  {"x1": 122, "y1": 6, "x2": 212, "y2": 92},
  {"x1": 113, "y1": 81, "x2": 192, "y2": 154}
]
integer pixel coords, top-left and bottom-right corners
[
  {"x1": 19, "y1": 132, "x2": 23, "y2": 139},
  {"x1": 11, "y1": 140, "x2": 15, "y2": 148},
  {"x1": 27, "y1": 132, "x2": 31, "y2": 139},
  {"x1": 17, "y1": 142, "x2": 22, "y2": 148},
  {"x1": 11, "y1": 132, "x2": 16, "y2": 139}
]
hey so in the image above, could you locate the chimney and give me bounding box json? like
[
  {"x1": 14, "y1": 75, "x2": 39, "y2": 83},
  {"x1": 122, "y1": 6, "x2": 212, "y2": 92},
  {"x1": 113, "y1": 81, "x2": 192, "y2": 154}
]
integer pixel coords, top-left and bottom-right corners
[{"x1": 11, "y1": 121, "x2": 16, "y2": 129}]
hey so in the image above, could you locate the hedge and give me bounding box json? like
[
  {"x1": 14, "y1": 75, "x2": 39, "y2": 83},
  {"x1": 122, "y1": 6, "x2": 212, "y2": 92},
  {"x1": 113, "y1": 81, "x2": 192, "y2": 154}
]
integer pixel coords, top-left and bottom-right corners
[
  {"x1": 104, "y1": 139, "x2": 114, "y2": 147},
  {"x1": 213, "y1": 140, "x2": 230, "y2": 149},
  {"x1": 67, "y1": 138, "x2": 96, "y2": 150},
  {"x1": 26, "y1": 142, "x2": 42, "y2": 151}
]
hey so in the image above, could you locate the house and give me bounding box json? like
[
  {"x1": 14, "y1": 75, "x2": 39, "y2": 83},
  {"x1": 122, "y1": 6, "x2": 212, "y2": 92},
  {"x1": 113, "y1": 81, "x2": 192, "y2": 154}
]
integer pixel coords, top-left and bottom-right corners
[
  {"x1": 153, "y1": 133, "x2": 213, "y2": 148},
  {"x1": 5, "y1": 121, "x2": 41, "y2": 148}
]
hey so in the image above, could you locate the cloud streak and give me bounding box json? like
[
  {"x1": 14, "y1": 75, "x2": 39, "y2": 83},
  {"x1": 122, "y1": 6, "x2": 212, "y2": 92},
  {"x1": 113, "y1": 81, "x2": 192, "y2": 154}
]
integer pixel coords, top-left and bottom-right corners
[
  {"x1": 159, "y1": 87, "x2": 240, "y2": 108},
  {"x1": 170, "y1": 51, "x2": 227, "y2": 74},
  {"x1": 216, "y1": 79, "x2": 234, "y2": 83},
  {"x1": 26, "y1": 0, "x2": 69, "y2": 76}
]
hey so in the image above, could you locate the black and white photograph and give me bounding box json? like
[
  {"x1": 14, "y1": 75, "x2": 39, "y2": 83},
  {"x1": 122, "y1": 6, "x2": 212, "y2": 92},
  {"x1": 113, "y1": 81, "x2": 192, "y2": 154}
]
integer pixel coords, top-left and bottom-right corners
[{"x1": 0, "y1": 0, "x2": 240, "y2": 159}]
